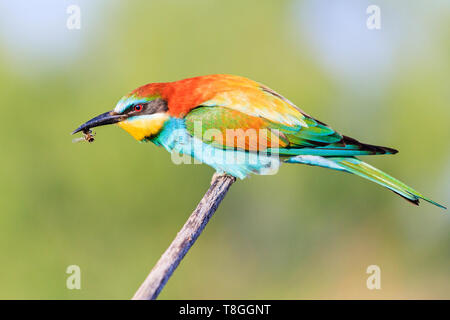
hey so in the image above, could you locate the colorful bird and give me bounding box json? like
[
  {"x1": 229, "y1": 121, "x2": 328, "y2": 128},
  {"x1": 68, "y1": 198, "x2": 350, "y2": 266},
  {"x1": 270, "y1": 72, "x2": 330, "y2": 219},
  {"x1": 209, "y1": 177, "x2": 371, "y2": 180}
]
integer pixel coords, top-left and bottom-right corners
[{"x1": 73, "y1": 74, "x2": 445, "y2": 209}]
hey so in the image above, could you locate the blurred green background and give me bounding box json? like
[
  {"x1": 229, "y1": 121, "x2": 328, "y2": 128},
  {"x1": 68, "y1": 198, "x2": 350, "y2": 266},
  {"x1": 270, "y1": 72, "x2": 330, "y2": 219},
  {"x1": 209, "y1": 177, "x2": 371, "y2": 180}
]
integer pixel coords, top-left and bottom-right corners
[{"x1": 0, "y1": 0, "x2": 448, "y2": 299}]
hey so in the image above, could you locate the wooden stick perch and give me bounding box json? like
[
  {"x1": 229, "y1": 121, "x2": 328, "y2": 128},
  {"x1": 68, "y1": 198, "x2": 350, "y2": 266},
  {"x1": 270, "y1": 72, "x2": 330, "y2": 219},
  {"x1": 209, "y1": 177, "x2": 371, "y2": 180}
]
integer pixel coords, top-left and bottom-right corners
[{"x1": 132, "y1": 174, "x2": 236, "y2": 300}]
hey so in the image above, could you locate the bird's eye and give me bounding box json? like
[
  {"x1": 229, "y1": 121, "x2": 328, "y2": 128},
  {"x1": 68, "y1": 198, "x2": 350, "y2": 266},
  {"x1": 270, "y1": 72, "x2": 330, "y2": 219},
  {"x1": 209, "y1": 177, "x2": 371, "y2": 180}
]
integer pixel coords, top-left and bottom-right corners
[{"x1": 133, "y1": 104, "x2": 143, "y2": 112}]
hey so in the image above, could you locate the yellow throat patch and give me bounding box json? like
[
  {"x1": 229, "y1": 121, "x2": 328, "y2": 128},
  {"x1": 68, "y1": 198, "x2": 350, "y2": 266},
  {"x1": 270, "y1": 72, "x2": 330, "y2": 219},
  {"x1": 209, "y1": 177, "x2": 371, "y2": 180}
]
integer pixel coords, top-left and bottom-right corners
[{"x1": 117, "y1": 113, "x2": 169, "y2": 141}]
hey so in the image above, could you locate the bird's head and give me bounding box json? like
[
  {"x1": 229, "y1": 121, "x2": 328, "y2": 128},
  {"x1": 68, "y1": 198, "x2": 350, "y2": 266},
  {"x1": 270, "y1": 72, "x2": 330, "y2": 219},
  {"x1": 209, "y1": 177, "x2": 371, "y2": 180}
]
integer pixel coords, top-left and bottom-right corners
[{"x1": 72, "y1": 84, "x2": 169, "y2": 141}]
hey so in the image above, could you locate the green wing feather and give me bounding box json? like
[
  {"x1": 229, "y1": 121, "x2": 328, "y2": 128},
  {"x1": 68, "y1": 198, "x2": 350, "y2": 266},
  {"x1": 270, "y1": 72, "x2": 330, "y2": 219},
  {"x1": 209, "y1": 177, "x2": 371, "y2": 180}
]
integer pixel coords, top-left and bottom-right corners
[{"x1": 185, "y1": 105, "x2": 397, "y2": 156}]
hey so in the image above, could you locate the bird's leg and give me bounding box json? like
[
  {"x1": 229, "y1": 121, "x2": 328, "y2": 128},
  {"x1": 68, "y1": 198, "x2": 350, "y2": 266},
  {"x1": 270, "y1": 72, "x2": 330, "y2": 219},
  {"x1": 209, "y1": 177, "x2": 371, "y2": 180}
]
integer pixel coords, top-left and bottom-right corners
[{"x1": 211, "y1": 171, "x2": 228, "y2": 185}]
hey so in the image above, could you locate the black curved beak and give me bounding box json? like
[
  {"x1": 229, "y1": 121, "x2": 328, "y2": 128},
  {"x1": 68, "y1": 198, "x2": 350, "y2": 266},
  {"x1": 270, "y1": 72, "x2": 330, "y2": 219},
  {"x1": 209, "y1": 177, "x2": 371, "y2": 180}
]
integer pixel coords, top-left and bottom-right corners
[{"x1": 72, "y1": 111, "x2": 125, "y2": 135}]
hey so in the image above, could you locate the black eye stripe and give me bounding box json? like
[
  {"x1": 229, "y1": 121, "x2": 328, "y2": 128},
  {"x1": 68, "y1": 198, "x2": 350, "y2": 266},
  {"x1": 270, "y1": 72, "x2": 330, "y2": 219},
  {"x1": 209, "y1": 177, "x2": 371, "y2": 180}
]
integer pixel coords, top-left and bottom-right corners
[
  {"x1": 125, "y1": 99, "x2": 168, "y2": 115},
  {"x1": 125, "y1": 102, "x2": 149, "y2": 113}
]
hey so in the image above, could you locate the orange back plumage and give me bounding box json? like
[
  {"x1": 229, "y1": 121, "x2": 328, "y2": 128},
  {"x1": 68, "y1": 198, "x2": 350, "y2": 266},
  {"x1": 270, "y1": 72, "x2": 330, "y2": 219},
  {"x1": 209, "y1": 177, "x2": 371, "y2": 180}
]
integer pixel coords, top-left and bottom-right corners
[{"x1": 131, "y1": 74, "x2": 261, "y2": 118}]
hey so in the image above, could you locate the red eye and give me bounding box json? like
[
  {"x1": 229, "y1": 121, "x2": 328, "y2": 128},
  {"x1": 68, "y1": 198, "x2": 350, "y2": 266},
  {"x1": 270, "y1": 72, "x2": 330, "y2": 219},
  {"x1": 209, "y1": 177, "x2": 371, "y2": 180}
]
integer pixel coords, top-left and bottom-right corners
[{"x1": 134, "y1": 104, "x2": 143, "y2": 112}]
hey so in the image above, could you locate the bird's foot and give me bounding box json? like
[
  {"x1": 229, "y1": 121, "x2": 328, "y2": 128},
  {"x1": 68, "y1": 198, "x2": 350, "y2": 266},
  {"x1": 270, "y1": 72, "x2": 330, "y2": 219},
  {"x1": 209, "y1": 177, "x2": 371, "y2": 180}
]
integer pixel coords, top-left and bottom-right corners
[{"x1": 211, "y1": 172, "x2": 228, "y2": 185}]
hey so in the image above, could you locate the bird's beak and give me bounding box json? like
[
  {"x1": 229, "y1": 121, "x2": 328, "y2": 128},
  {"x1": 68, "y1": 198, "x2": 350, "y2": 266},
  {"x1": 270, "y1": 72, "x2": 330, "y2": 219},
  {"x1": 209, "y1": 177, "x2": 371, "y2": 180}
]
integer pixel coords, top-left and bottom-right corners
[{"x1": 72, "y1": 111, "x2": 125, "y2": 135}]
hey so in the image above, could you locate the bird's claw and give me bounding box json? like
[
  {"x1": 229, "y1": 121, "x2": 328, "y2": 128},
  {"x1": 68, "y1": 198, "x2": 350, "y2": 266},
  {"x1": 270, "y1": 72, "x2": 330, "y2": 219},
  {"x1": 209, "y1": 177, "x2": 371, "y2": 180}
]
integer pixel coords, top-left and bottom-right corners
[{"x1": 211, "y1": 172, "x2": 227, "y2": 185}]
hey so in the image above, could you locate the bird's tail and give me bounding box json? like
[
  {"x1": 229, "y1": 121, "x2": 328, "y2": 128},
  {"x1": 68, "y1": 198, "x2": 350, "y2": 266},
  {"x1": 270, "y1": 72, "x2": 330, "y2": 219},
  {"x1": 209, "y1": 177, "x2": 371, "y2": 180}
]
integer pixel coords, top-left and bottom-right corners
[{"x1": 285, "y1": 155, "x2": 446, "y2": 209}]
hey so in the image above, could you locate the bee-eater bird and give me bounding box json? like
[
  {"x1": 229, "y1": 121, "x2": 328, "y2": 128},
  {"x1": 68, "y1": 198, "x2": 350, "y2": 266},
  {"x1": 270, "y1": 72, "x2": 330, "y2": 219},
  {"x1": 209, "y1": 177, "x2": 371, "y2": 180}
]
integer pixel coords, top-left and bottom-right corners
[{"x1": 73, "y1": 74, "x2": 445, "y2": 209}]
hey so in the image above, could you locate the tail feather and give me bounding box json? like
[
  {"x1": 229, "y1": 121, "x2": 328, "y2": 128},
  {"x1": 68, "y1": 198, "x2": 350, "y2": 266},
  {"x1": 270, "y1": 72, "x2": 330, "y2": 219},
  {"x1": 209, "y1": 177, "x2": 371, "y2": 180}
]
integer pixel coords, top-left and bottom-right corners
[{"x1": 285, "y1": 155, "x2": 446, "y2": 209}]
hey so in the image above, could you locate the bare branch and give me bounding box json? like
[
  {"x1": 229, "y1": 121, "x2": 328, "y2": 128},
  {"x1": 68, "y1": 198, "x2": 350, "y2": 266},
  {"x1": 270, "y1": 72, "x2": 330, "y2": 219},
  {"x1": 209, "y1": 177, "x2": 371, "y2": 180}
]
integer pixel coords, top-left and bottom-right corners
[{"x1": 132, "y1": 174, "x2": 236, "y2": 300}]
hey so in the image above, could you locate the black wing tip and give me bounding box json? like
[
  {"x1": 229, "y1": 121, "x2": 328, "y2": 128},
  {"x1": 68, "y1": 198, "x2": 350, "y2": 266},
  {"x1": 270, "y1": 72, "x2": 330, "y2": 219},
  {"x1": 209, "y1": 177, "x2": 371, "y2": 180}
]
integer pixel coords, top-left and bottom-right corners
[
  {"x1": 342, "y1": 136, "x2": 398, "y2": 155},
  {"x1": 397, "y1": 193, "x2": 421, "y2": 206},
  {"x1": 381, "y1": 146, "x2": 398, "y2": 155}
]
